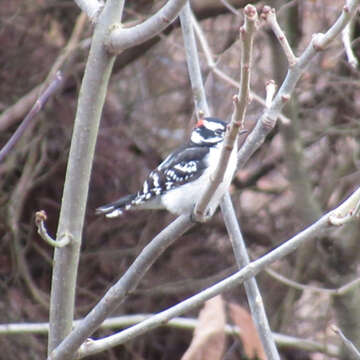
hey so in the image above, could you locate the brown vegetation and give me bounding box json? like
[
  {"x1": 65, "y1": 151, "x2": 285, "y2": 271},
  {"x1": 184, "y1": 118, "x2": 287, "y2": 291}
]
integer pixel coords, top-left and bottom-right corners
[{"x1": 1, "y1": 1, "x2": 360, "y2": 359}]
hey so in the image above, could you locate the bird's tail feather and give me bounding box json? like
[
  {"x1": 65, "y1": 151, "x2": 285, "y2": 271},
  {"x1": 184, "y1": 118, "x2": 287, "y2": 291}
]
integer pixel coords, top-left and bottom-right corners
[{"x1": 96, "y1": 194, "x2": 137, "y2": 218}]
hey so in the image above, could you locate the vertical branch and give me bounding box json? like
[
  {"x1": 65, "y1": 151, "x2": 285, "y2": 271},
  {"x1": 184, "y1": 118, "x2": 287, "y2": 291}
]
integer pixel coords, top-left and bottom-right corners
[
  {"x1": 342, "y1": 17, "x2": 359, "y2": 68},
  {"x1": 193, "y1": 4, "x2": 258, "y2": 221},
  {"x1": 221, "y1": 193, "x2": 280, "y2": 360},
  {"x1": 48, "y1": 0, "x2": 125, "y2": 355},
  {"x1": 180, "y1": 2, "x2": 210, "y2": 117}
]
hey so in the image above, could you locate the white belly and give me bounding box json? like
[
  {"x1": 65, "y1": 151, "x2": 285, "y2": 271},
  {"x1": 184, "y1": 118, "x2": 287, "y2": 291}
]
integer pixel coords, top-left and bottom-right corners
[{"x1": 161, "y1": 142, "x2": 238, "y2": 215}]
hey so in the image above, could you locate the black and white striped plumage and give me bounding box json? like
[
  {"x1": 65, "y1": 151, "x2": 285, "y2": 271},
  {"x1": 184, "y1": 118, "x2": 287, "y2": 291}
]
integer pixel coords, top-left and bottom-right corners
[{"x1": 96, "y1": 117, "x2": 240, "y2": 217}]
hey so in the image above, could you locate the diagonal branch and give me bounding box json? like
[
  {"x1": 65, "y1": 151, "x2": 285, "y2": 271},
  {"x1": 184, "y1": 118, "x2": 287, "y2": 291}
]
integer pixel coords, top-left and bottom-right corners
[
  {"x1": 48, "y1": 215, "x2": 193, "y2": 360},
  {"x1": 77, "y1": 186, "x2": 360, "y2": 358},
  {"x1": 105, "y1": 0, "x2": 188, "y2": 54},
  {"x1": 263, "y1": 6, "x2": 297, "y2": 67},
  {"x1": 237, "y1": 0, "x2": 360, "y2": 170},
  {"x1": 0, "y1": 71, "x2": 63, "y2": 163}
]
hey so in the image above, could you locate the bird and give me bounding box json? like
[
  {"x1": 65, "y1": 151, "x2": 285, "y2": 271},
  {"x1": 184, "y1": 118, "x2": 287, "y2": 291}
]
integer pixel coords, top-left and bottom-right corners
[{"x1": 96, "y1": 117, "x2": 246, "y2": 218}]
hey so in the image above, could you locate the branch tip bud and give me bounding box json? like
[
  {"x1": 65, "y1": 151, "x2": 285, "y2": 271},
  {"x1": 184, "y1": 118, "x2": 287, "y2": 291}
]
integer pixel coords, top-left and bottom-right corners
[
  {"x1": 281, "y1": 94, "x2": 290, "y2": 103},
  {"x1": 35, "y1": 210, "x2": 47, "y2": 223},
  {"x1": 244, "y1": 4, "x2": 257, "y2": 19}
]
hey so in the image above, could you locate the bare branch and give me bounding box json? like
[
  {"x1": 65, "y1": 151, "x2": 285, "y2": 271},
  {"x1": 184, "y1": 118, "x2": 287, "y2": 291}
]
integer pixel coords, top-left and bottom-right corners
[
  {"x1": 180, "y1": 3, "x2": 210, "y2": 117},
  {"x1": 262, "y1": 6, "x2": 298, "y2": 67},
  {"x1": 237, "y1": 0, "x2": 360, "y2": 170},
  {"x1": 342, "y1": 17, "x2": 359, "y2": 68},
  {"x1": 0, "y1": 12, "x2": 88, "y2": 132},
  {"x1": 105, "y1": 0, "x2": 187, "y2": 54},
  {"x1": 193, "y1": 4, "x2": 258, "y2": 221},
  {"x1": 0, "y1": 71, "x2": 63, "y2": 163},
  {"x1": 312, "y1": 1, "x2": 359, "y2": 51},
  {"x1": 35, "y1": 211, "x2": 71, "y2": 248},
  {"x1": 48, "y1": 215, "x2": 193, "y2": 360},
  {"x1": 73, "y1": 0, "x2": 104, "y2": 23},
  {"x1": 220, "y1": 0, "x2": 240, "y2": 16},
  {"x1": 191, "y1": 12, "x2": 290, "y2": 125},
  {"x1": 76, "y1": 186, "x2": 360, "y2": 358},
  {"x1": 266, "y1": 268, "x2": 360, "y2": 298},
  {"x1": 47, "y1": 0, "x2": 125, "y2": 356},
  {"x1": 332, "y1": 325, "x2": 360, "y2": 359},
  {"x1": 329, "y1": 186, "x2": 360, "y2": 225},
  {"x1": 221, "y1": 193, "x2": 280, "y2": 360},
  {"x1": 0, "y1": 315, "x2": 341, "y2": 357}
]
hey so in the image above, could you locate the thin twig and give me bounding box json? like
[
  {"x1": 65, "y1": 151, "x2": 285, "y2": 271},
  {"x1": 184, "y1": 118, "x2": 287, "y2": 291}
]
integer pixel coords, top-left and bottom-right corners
[
  {"x1": 221, "y1": 193, "x2": 280, "y2": 360},
  {"x1": 193, "y1": 4, "x2": 258, "y2": 222},
  {"x1": 263, "y1": 6, "x2": 298, "y2": 67},
  {"x1": 76, "y1": 186, "x2": 360, "y2": 358},
  {"x1": 35, "y1": 211, "x2": 71, "y2": 248},
  {"x1": 0, "y1": 12, "x2": 88, "y2": 132},
  {"x1": 0, "y1": 72, "x2": 63, "y2": 163},
  {"x1": 191, "y1": 10, "x2": 291, "y2": 125},
  {"x1": 266, "y1": 267, "x2": 360, "y2": 297},
  {"x1": 180, "y1": 2, "x2": 210, "y2": 117},
  {"x1": 332, "y1": 325, "x2": 360, "y2": 359},
  {"x1": 342, "y1": 17, "x2": 359, "y2": 68},
  {"x1": 237, "y1": 0, "x2": 360, "y2": 170},
  {"x1": 220, "y1": 0, "x2": 240, "y2": 16},
  {"x1": 0, "y1": 315, "x2": 340, "y2": 356}
]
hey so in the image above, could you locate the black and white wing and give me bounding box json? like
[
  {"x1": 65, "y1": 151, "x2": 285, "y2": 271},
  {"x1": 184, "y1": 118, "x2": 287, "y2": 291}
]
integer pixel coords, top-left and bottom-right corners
[{"x1": 96, "y1": 144, "x2": 210, "y2": 217}]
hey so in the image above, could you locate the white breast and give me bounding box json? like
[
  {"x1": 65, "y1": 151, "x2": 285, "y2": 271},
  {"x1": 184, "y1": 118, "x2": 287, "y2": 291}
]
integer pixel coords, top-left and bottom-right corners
[{"x1": 161, "y1": 141, "x2": 238, "y2": 215}]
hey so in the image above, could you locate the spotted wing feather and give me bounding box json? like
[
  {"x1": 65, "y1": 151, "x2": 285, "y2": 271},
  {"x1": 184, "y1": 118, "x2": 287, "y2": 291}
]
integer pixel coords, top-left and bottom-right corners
[{"x1": 96, "y1": 144, "x2": 209, "y2": 217}]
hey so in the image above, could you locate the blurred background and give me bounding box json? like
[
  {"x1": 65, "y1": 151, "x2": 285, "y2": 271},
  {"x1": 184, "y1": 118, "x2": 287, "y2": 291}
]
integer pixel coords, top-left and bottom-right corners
[{"x1": 1, "y1": 0, "x2": 360, "y2": 359}]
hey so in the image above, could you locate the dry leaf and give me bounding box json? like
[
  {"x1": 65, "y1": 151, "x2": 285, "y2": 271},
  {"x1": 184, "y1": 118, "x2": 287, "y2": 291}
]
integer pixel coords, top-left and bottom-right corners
[
  {"x1": 228, "y1": 302, "x2": 266, "y2": 360},
  {"x1": 181, "y1": 295, "x2": 226, "y2": 360}
]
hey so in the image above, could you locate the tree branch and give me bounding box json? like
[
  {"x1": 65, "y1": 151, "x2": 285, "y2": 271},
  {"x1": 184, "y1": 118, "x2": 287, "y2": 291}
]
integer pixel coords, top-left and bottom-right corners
[
  {"x1": 342, "y1": 17, "x2": 359, "y2": 68},
  {"x1": 0, "y1": 12, "x2": 88, "y2": 132},
  {"x1": 262, "y1": 6, "x2": 297, "y2": 67},
  {"x1": 0, "y1": 71, "x2": 63, "y2": 163},
  {"x1": 105, "y1": 0, "x2": 188, "y2": 54},
  {"x1": 48, "y1": 215, "x2": 193, "y2": 360},
  {"x1": 0, "y1": 315, "x2": 340, "y2": 357},
  {"x1": 35, "y1": 211, "x2": 71, "y2": 248},
  {"x1": 76, "y1": 186, "x2": 360, "y2": 358},
  {"x1": 193, "y1": 4, "x2": 257, "y2": 221},
  {"x1": 47, "y1": 0, "x2": 125, "y2": 356},
  {"x1": 332, "y1": 325, "x2": 360, "y2": 359},
  {"x1": 221, "y1": 193, "x2": 280, "y2": 360},
  {"x1": 191, "y1": 11, "x2": 290, "y2": 124},
  {"x1": 180, "y1": 2, "x2": 210, "y2": 117},
  {"x1": 237, "y1": 0, "x2": 360, "y2": 170}
]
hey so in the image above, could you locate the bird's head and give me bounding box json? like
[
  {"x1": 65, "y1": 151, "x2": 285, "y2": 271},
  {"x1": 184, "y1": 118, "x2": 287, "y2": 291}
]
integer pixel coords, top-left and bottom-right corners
[{"x1": 190, "y1": 117, "x2": 227, "y2": 146}]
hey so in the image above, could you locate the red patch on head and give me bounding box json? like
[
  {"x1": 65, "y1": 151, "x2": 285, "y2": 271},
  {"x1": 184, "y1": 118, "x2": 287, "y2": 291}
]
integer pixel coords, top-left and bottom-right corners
[{"x1": 195, "y1": 119, "x2": 204, "y2": 128}]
